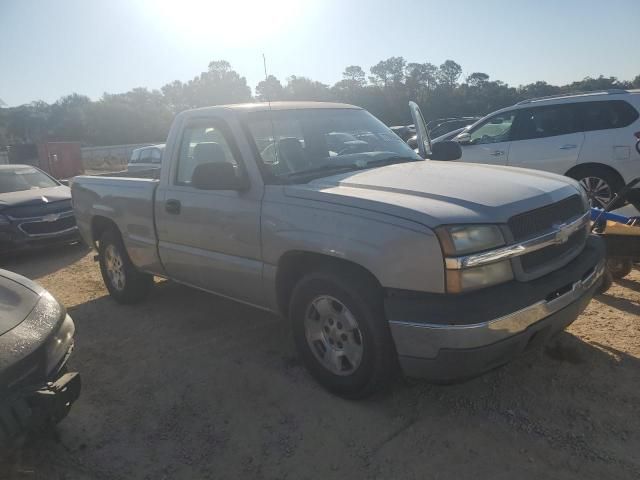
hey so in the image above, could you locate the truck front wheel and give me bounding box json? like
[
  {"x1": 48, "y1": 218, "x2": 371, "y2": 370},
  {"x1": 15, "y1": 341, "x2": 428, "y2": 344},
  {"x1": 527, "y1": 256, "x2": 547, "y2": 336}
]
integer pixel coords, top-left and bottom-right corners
[
  {"x1": 98, "y1": 229, "x2": 153, "y2": 304},
  {"x1": 289, "y1": 266, "x2": 396, "y2": 398}
]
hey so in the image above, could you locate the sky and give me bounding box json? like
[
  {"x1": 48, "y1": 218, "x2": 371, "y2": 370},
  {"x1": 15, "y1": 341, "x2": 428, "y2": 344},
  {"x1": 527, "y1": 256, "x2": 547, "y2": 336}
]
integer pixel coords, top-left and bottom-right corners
[{"x1": 1, "y1": 0, "x2": 639, "y2": 107}]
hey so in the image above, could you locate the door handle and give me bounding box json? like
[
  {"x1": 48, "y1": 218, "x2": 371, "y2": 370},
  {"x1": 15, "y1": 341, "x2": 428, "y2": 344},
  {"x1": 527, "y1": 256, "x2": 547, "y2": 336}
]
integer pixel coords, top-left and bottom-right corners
[
  {"x1": 489, "y1": 150, "x2": 504, "y2": 156},
  {"x1": 560, "y1": 144, "x2": 577, "y2": 150},
  {"x1": 165, "y1": 199, "x2": 181, "y2": 214}
]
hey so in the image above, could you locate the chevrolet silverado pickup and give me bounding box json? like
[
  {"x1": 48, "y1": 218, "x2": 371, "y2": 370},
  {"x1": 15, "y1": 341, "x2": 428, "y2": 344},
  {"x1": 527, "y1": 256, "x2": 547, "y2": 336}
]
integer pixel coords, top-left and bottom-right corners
[{"x1": 71, "y1": 101, "x2": 605, "y2": 398}]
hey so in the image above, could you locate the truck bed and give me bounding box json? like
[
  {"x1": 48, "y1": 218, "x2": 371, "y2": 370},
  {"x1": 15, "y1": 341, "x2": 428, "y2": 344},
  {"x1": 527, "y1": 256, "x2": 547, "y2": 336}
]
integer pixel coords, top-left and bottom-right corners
[{"x1": 71, "y1": 174, "x2": 163, "y2": 274}]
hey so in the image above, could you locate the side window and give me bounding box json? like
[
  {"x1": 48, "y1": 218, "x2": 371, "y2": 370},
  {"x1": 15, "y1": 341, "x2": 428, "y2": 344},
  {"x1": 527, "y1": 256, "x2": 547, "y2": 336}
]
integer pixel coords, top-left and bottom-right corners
[
  {"x1": 150, "y1": 148, "x2": 162, "y2": 164},
  {"x1": 139, "y1": 149, "x2": 152, "y2": 164},
  {"x1": 511, "y1": 105, "x2": 579, "y2": 141},
  {"x1": 468, "y1": 112, "x2": 516, "y2": 145},
  {"x1": 130, "y1": 150, "x2": 140, "y2": 163},
  {"x1": 176, "y1": 121, "x2": 239, "y2": 186},
  {"x1": 580, "y1": 100, "x2": 640, "y2": 131}
]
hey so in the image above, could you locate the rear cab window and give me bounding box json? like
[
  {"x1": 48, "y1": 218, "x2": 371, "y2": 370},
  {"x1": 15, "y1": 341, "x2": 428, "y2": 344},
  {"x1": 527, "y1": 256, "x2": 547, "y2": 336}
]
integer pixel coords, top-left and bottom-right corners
[
  {"x1": 139, "y1": 149, "x2": 152, "y2": 164},
  {"x1": 175, "y1": 120, "x2": 240, "y2": 186},
  {"x1": 151, "y1": 148, "x2": 162, "y2": 164},
  {"x1": 130, "y1": 150, "x2": 141, "y2": 163}
]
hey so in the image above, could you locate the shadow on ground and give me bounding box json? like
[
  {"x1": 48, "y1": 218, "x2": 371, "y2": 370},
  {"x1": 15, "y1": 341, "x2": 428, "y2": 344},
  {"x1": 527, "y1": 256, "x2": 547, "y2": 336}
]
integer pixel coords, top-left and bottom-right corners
[
  {"x1": 2, "y1": 279, "x2": 639, "y2": 479},
  {"x1": 1, "y1": 243, "x2": 89, "y2": 280}
]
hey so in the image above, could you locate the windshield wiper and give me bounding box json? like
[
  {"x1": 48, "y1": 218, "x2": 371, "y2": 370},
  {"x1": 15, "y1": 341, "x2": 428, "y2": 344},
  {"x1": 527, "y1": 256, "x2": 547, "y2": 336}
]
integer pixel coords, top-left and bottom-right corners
[
  {"x1": 282, "y1": 156, "x2": 420, "y2": 182},
  {"x1": 361, "y1": 156, "x2": 421, "y2": 168}
]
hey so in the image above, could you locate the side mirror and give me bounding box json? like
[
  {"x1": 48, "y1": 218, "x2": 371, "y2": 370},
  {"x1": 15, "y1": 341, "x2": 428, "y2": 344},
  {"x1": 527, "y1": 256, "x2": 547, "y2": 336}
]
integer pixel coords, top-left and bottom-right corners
[
  {"x1": 429, "y1": 140, "x2": 462, "y2": 161},
  {"x1": 191, "y1": 162, "x2": 248, "y2": 190},
  {"x1": 455, "y1": 132, "x2": 471, "y2": 144}
]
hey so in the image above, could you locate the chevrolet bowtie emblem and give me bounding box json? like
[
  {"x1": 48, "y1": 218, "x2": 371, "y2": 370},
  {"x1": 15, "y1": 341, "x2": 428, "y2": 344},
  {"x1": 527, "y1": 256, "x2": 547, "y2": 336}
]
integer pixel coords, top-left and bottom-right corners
[
  {"x1": 553, "y1": 223, "x2": 571, "y2": 244},
  {"x1": 43, "y1": 213, "x2": 60, "y2": 222}
]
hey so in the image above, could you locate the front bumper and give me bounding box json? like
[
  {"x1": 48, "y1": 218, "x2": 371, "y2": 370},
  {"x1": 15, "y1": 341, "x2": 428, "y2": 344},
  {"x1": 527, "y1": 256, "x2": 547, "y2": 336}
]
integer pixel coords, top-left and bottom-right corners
[
  {"x1": 0, "y1": 297, "x2": 80, "y2": 449},
  {"x1": 0, "y1": 370, "x2": 81, "y2": 449},
  {"x1": 388, "y1": 236, "x2": 605, "y2": 380},
  {"x1": 0, "y1": 213, "x2": 80, "y2": 254}
]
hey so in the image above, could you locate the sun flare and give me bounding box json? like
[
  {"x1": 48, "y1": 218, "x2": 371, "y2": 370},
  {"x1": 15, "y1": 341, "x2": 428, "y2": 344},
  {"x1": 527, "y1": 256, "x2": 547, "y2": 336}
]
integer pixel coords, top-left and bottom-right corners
[{"x1": 147, "y1": 0, "x2": 302, "y2": 46}]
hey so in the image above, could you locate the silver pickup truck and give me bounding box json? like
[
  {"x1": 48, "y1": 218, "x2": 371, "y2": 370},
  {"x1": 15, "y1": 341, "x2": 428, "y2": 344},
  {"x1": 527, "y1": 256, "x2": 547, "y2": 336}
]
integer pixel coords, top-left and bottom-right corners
[{"x1": 72, "y1": 101, "x2": 605, "y2": 398}]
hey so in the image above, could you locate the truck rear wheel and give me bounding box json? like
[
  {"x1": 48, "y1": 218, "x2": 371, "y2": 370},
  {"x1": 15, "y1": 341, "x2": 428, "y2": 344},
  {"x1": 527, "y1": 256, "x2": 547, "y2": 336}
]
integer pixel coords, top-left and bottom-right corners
[
  {"x1": 98, "y1": 229, "x2": 153, "y2": 304},
  {"x1": 289, "y1": 265, "x2": 396, "y2": 399}
]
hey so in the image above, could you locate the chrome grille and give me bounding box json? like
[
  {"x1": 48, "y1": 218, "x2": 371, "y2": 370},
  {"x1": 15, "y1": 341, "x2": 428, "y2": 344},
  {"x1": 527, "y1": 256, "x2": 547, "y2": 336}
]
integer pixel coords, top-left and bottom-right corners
[
  {"x1": 508, "y1": 195, "x2": 588, "y2": 276},
  {"x1": 520, "y1": 229, "x2": 587, "y2": 273},
  {"x1": 508, "y1": 195, "x2": 584, "y2": 241},
  {"x1": 19, "y1": 215, "x2": 76, "y2": 236}
]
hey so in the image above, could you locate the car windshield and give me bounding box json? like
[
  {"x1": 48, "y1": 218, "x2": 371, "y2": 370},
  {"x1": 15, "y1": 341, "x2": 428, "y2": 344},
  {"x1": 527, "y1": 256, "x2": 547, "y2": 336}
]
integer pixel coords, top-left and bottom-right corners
[
  {"x1": 0, "y1": 167, "x2": 59, "y2": 194},
  {"x1": 245, "y1": 108, "x2": 422, "y2": 182}
]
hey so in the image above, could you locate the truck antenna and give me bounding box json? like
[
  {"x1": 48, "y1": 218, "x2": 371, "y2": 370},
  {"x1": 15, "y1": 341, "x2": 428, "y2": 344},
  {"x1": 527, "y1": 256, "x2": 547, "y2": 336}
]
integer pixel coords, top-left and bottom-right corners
[{"x1": 262, "y1": 53, "x2": 278, "y2": 164}]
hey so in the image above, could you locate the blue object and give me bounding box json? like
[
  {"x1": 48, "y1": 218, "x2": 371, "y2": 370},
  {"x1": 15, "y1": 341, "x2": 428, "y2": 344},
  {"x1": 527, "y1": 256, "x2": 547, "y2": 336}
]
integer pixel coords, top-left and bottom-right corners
[{"x1": 590, "y1": 208, "x2": 631, "y2": 224}]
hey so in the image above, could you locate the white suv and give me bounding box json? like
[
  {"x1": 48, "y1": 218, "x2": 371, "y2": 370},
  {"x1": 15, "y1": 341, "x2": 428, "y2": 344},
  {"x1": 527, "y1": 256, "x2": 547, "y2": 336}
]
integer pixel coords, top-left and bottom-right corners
[{"x1": 453, "y1": 89, "x2": 640, "y2": 207}]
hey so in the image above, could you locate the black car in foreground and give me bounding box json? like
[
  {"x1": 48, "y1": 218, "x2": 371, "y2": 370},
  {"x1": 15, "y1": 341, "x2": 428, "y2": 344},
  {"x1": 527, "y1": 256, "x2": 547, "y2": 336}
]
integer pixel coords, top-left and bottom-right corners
[
  {"x1": 0, "y1": 165, "x2": 80, "y2": 255},
  {"x1": 0, "y1": 269, "x2": 80, "y2": 449}
]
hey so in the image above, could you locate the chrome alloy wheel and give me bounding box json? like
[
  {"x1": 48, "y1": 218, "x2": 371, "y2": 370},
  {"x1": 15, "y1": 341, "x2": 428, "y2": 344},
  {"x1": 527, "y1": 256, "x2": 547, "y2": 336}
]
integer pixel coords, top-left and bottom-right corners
[
  {"x1": 304, "y1": 295, "x2": 364, "y2": 376},
  {"x1": 579, "y1": 176, "x2": 613, "y2": 208},
  {"x1": 104, "y1": 244, "x2": 126, "y2": 291}
]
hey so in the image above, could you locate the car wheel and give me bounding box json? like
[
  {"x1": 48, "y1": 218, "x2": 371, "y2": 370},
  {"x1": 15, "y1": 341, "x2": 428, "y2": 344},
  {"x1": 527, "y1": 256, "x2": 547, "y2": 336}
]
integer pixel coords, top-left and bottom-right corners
[
  {"x1": 607, "y1": 258, "x2": 633, "y2": 279},
  {"x1": 289, "y1": 265, "x2": 396, "y2": 399},
  {"x1": 571, "y1": 168, "x2": 624, "y2": 208},
  {"x1": 98, "y1": 229, "x2": 153, "y2": 304}
]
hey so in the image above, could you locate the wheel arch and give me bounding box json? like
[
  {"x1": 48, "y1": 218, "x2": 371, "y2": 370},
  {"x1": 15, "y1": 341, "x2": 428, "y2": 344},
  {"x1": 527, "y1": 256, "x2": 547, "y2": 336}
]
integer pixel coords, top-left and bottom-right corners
[
  {"x1": 565, "y1": 163, "x2": 625, "y2": 185},
  {"x1": 91, "y1": 215, "x2": 121, "y2": 248},
  {"x1": 275, "y1": 250, "x2": 382, "y2": 317}
]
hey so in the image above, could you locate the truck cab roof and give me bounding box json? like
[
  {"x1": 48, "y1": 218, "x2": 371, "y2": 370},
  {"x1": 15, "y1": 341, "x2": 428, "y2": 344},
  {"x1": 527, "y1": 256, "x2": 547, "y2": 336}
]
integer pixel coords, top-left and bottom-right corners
[{"x1": 186, "y1": 101, "x2": 362, "y2": 115}]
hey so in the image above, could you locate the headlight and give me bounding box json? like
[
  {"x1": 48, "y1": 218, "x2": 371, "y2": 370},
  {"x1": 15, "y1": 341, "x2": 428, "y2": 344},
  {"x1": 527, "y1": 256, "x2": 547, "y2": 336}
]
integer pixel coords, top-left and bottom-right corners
[
  {"x1": 445, "y1": 260, "x2": 513, "y2": 293},
  {"x1": 436, "y1": 225, "x2": 505, "y2": 255},
  {"x1": 45, "y1": 314, "x2": 75, "y2": 375},
  {"x1": 0, "y1": 214, "x2": 10, "y2": 225},
  {"x1": 29, "y1": 292, "x2": 75, "y2": 375},
  {"x1": 436, "y1": 224, "x2": 512, "y2": 293}
]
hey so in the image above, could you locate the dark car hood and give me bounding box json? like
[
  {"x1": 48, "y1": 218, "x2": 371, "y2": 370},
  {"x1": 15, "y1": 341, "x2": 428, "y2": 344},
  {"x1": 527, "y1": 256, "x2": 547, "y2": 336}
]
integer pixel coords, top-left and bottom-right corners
[
  {"x1": 0, "y1": 269, "x2": 44, "y2": 336},
  {"x1": 0, "y1": 186, "x2": 71, "y2": 211}
]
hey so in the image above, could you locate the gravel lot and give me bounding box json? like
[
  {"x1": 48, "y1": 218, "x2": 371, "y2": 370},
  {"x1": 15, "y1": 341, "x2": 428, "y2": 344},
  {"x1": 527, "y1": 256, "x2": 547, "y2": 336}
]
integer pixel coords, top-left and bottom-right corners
[{"x1": 1, "y1": 245, "x2": 639, "y2": 479}]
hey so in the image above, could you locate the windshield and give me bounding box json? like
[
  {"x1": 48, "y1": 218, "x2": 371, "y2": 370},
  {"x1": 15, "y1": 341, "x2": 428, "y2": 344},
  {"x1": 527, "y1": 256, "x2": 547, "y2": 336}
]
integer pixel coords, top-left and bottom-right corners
[
  {"x1": 245, "y1": 108, "x2": 421, "y2": 182},
  {"x1": 0, "y1": 167, "x2": 59, "y2": 194}
]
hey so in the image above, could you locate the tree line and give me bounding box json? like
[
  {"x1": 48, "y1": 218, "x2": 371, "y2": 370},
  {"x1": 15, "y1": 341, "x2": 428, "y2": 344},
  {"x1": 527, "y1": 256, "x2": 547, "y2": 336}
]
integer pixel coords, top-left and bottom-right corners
[{"x1": 1, "y1": 58, "x2": 638, "y2": 148}]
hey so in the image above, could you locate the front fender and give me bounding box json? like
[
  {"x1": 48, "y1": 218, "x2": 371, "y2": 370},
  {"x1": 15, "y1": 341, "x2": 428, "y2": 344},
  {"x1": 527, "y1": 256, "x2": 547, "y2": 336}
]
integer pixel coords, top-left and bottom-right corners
[{"x1": 262, "y1": 200, "x2": 445, "y2": 294}]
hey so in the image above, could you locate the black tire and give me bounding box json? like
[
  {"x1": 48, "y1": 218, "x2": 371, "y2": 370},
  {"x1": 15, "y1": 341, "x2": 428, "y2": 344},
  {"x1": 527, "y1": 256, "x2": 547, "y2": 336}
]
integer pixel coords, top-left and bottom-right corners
[
  {"x1": 569, "y1": 167, "x2": 624, "y2": 209},
  {"x1": 597, "y1": 269, "x2": 613, "y2": 295},
  {"x1": 289, "y1": 265, "x2": 397, "y2": 399},
  {"x1": 98, "y1": 229, "x2": 153, "y2": 304},
  {"x1": 607, "y1": 258, "x2": 633, "y2": 279}
]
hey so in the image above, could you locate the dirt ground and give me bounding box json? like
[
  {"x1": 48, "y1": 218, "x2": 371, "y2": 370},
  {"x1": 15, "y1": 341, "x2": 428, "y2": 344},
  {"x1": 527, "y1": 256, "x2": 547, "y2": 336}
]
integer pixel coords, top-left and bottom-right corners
[{"x1": 1, "y1": 245, "x2": 638, "y2": 480}]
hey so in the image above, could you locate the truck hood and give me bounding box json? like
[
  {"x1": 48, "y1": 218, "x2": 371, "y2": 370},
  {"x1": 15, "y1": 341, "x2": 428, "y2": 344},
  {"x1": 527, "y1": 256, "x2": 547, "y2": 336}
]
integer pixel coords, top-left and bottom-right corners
[
  {"x1": 0, "y1": 185, "x2": 71, "y2": 210},
  {"x1": 0, "y1": 269, "x2": 44, "y2": 336},
  {"x1": 284, "y1": 161, "x2": 583, "y2": 227}
]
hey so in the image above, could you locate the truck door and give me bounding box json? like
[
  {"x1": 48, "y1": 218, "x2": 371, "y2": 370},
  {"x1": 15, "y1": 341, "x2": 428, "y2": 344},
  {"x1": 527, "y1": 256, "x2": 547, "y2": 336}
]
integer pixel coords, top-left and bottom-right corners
[{"x1": 154, "y1": 117, "x2": 265, "y2": 306}]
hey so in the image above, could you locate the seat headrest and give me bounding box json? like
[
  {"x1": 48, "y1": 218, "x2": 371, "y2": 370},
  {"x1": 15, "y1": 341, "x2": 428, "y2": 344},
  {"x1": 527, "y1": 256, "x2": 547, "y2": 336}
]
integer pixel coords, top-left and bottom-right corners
[{"x1": 193, "y1": 142, "x2": 228, "y2": 164}]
